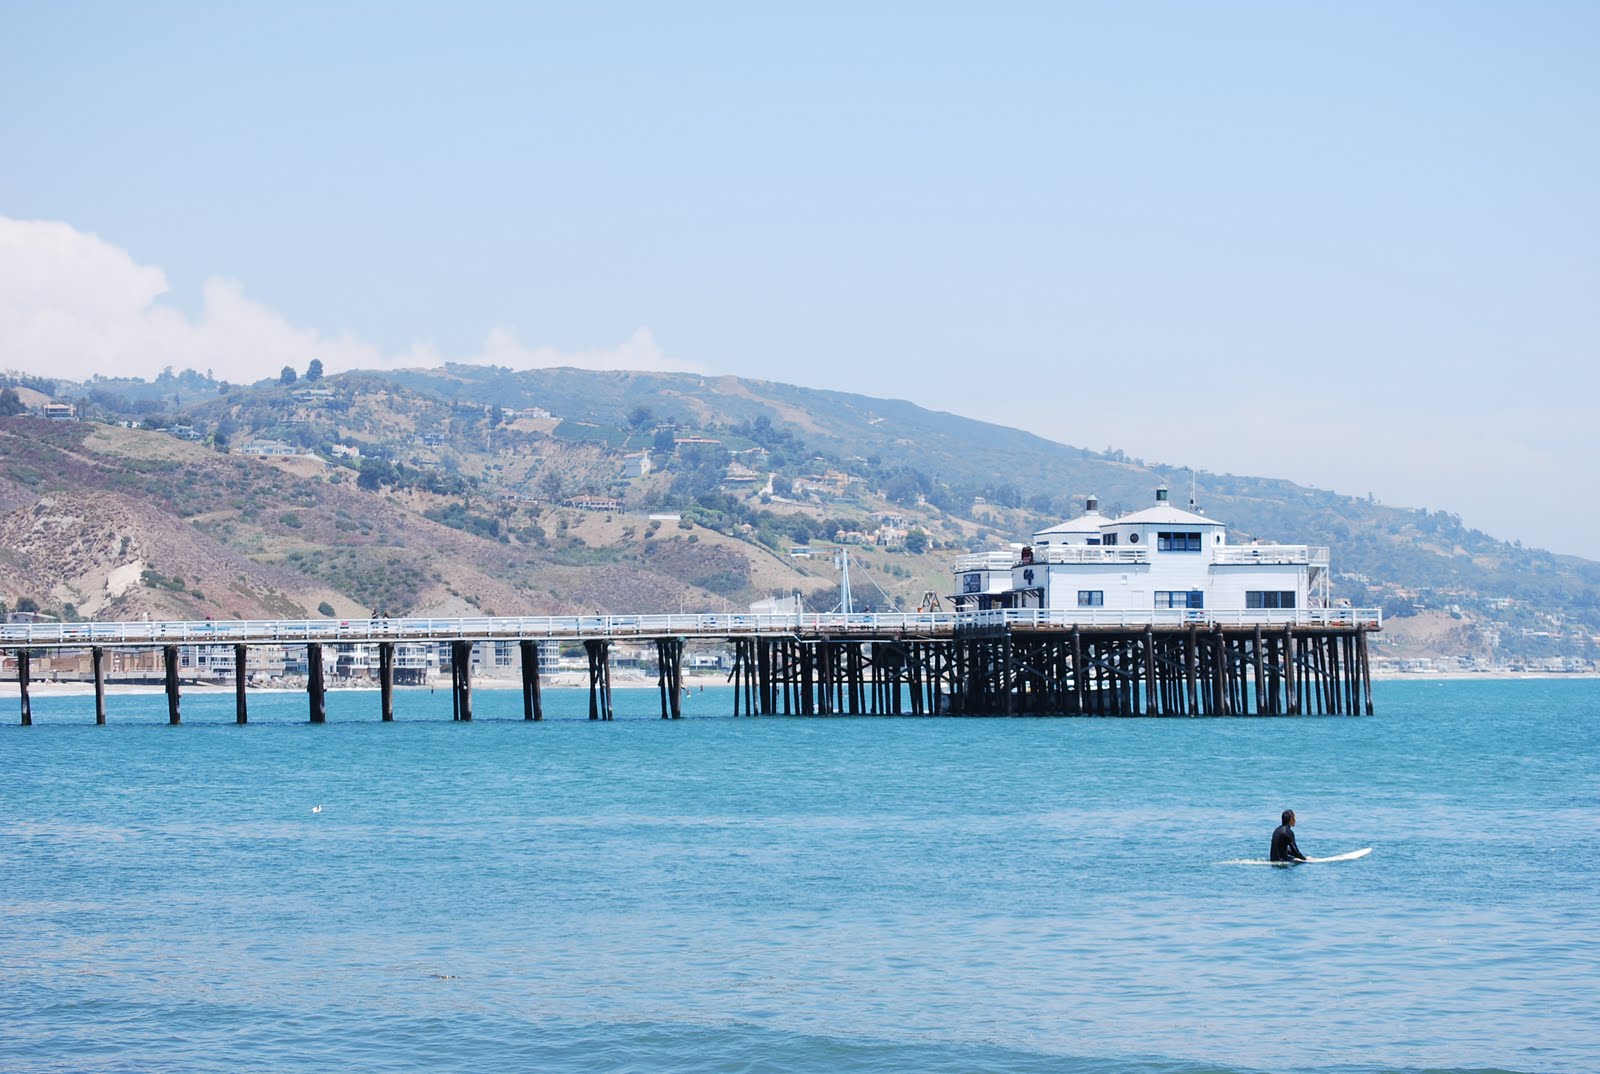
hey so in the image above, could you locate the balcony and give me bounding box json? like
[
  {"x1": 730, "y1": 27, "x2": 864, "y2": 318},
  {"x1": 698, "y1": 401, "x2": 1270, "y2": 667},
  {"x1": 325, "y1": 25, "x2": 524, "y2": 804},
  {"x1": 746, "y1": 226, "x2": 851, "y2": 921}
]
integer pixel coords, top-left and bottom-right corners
[{"x1": 1212, "y1": 545, "x2": 1329, "y2": 566}]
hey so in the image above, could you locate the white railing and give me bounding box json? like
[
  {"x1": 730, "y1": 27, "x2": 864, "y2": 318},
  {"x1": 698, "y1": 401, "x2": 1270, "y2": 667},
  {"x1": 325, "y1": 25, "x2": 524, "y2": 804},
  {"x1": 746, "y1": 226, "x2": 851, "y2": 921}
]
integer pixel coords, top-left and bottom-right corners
[
  {"x1": 951, "y1": 551, "x2": 1018, "y2": 572},
  {"x1": 1212, "y1": 545, "x2": 1330, "y2": 566},
  {"x1": 0, "y1": 606, "x2": 1382, "y2": 649},
  {"x1": 954, "y1": 547, "x2": 1151, "y2": 570},
  {"x1": 960, "y1": 607, "x2": 1381, "y2": 630},
  {"x1": 1026, "y1": 546, "x2": 1150, "y2": 565},
  {"x1": 0, "y1": 613, "x2": 958, "y2": 648}
]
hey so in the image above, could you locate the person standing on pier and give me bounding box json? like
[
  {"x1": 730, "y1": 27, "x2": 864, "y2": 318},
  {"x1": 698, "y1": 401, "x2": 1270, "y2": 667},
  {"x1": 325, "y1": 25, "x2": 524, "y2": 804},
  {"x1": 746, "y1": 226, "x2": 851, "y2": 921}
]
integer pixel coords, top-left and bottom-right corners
[{"x1": 1271, "y1": 809, "x2": 1308, "y2": 862}]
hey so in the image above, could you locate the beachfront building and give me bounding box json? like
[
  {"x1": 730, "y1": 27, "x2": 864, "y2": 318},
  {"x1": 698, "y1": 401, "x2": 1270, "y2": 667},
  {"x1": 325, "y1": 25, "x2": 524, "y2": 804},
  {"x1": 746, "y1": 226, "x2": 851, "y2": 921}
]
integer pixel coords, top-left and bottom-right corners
[
  {"x1": 950, "y1": 488, "x2": 1329, "y2": 616},
  {"x1": 178, "y1": 643, "x2": 289, "y2": 681}
]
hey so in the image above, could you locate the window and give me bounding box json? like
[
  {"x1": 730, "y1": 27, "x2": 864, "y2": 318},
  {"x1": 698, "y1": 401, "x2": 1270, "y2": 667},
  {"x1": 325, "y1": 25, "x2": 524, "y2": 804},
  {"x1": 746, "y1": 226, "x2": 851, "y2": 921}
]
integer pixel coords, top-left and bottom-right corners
[
  {"x1": 1157, "y1": 531, "x2": 1203, "y2": 551},
  {"x1": 1154, "y1": 591, "x2": 1204, "y2": 609},
  {"x1": 1128, "y1": 532, "x2": 1140, "y2": 543},
  {"x1": 1077, "y1": 590, "x2": 1104, "y2": 607},
  {"x1": 1246, "y1": 591, "x2": 1297, "y2": 609},
  {"x1": 963, "y1": 573, "x2": 983, "y2": 594},
  {"x1": 1102, "y1": 533, "x2": 1118, "y2": 547}
]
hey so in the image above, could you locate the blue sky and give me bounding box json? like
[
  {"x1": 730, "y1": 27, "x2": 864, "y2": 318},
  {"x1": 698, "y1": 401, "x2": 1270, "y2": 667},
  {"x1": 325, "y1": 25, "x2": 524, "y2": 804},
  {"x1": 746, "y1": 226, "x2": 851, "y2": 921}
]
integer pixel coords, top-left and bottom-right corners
[{"x1": 2, "y1": 3, "x2": 1597, "y2": 557}]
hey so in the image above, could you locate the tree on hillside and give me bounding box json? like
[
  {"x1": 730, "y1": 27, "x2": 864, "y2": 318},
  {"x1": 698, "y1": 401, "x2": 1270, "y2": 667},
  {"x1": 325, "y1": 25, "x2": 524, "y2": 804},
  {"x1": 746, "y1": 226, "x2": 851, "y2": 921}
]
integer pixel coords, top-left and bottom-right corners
[
  {"x1": 305, "y1": 359, "x2": 324, "y2": 382},
  {"x1": 0, "y1": 388, "x2": 23, "y2": 416},
  {"x1": 537, "y1": 469, "x2": 564, "y2": 501},
  {"x1": 280, "y1": 366, "x2": 297, "y2": 386}
]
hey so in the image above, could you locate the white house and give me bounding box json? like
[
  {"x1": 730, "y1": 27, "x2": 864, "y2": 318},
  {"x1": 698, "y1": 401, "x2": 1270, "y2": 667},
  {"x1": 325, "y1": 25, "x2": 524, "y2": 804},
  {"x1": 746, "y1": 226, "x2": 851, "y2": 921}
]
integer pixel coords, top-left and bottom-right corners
[{"x1": 951, "y1": 488, "x2": 1329, "y2": 616}]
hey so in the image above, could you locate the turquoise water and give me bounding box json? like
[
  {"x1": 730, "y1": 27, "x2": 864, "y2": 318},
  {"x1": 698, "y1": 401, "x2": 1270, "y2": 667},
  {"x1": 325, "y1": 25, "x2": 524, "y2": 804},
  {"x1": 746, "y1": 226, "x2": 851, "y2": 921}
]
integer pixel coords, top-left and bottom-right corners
[{"x1": 3, "y1": 680, "x2": 1596, "y2": 1073}]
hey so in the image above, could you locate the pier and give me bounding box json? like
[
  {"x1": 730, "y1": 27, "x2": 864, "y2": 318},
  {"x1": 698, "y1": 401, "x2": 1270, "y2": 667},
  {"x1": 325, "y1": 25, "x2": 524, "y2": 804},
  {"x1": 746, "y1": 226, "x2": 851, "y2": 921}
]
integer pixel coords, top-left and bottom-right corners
[{"x1": 4, "y1": 608, "x2": 1378, "y2": 724}]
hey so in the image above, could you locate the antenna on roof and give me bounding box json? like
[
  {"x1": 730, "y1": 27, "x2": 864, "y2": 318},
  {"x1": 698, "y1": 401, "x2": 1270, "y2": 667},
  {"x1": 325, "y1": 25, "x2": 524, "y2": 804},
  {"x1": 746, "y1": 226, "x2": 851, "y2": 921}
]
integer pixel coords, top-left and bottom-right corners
[{"x1": 1189, "y1": 468, "x2": 1203, "y2": 515}]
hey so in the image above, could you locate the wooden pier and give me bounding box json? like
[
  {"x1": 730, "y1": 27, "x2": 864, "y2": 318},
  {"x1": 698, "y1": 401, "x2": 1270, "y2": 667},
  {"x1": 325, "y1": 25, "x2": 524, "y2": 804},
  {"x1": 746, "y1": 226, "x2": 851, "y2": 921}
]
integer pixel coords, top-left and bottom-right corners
[{"x1": 3, "y1": 610, "x2": 1378, "y2": 724}]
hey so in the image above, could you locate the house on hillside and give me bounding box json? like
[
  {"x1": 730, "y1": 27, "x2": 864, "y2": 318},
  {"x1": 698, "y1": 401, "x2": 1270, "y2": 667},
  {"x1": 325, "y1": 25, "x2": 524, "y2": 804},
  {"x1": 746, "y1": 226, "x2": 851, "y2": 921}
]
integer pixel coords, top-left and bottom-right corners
[
  {"x1": 873, "y1": 525, "x2": 908, "y2": 548},
  {"x1": 40, "y1": 402, "x2": 77, "y2": 421},
  {"x1": 562, "y1": 495, "x2": 622, "y2": 512},
  {"x1": 235, "y1": 439, "x2": 303, "y2": 458}
]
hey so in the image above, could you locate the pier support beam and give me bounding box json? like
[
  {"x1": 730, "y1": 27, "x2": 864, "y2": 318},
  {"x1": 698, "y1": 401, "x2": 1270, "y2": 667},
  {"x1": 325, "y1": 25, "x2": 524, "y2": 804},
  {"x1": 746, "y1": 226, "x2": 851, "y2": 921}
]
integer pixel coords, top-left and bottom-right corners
[
  {"x1": 163, "y1": 645, "x2": 181, "y2": 725},
  {"x1": 1071, "y1": 628, "x2": 1086, "y2": 715},
  {"x1": 450, "y1": 641, "x2": 473, "y2": 722},
  {"x1": 1143, "y1": 627, "x2": 1158, "y2": 716},
  {"x1": 1359, "y1": 628, "x2": 1374, "y2": 716},
  {"x1": 307, "y1": 643, "x2": 326, "y2": 723},
  {"x1": 378, "y1": 642, "x2": 394, "y2": 722},
  {"x1": 519, "y1": 640, "x2": 542, "y2": 721},
  {"x1": 17, "y1": 649, "x2": 32, "y2": 726},
  {"x1": 585, "y1": 639, "x2": 612, "y2": 721},
  {"x1": 1284, "y1": 629, "x2": 1299, "y2": 716},
  {"x1": 1253, "y1": 626, "x2": 1267, "y2": 716},
  {"x1": 234, "y1": 644, "x2": 248, "y2": 725},
  {"x1": 91, "y1": 647, "x2": 106, "y2": 725},
  {"x1": 655, "y1": 637, "x2": 684, "y2": 719}
]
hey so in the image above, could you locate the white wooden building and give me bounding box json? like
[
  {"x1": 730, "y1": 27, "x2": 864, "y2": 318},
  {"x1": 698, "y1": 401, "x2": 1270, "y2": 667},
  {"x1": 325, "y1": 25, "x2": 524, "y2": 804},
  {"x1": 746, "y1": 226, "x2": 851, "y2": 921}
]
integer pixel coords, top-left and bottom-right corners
[{"x1": 951, "y1": 488, "x2": 1329, "y2": 617}]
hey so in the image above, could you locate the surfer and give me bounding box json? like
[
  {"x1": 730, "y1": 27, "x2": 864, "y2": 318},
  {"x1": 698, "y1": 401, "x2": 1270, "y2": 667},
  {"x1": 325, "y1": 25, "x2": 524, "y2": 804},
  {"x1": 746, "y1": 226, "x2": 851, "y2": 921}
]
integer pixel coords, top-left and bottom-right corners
[{"x1": 1270, "y1": 809, "x2": 1307, "y2": 863}]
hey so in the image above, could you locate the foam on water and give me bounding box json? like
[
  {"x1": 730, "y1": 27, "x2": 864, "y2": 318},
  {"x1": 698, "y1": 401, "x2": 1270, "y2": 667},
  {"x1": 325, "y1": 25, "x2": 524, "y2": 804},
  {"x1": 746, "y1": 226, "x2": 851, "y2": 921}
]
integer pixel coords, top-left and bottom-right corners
[{"x1": 2, "y1": 680, "x2": 1596, "y2": 1073}]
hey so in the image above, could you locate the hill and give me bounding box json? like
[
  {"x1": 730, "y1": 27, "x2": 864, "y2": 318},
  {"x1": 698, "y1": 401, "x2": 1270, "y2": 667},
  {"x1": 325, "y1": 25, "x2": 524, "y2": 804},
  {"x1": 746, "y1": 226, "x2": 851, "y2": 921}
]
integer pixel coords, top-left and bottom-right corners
[{"x1": 3, "y1": 365, "x2": 1598, "y2": 668}]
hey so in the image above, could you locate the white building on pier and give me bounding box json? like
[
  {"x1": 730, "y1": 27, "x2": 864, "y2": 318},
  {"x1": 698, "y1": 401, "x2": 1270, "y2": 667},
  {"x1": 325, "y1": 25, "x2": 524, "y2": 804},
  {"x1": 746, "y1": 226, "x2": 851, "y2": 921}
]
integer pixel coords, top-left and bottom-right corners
[{"x1": 951, "y1": 488, "x2": 1329, "y2": 617}]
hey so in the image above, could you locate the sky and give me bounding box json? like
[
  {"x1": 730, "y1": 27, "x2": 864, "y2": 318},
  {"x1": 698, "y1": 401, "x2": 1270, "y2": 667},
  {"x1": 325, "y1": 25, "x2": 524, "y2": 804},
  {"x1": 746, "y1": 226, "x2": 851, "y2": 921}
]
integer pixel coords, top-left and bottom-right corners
[{"x1": 2, "y1": 2, "x2": 1597, "y2": 558}]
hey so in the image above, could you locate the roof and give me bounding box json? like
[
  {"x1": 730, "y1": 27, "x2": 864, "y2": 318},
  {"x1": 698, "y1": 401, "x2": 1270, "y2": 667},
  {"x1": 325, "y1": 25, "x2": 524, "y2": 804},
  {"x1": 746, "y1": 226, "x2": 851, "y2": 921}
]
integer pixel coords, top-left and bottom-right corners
[
  {"x1": 1110, "y1": 503, "x2": 1219, "y2": 527},
  {"x1": 1033, "y1": 511, "x2": 1106, "y2": 538}
]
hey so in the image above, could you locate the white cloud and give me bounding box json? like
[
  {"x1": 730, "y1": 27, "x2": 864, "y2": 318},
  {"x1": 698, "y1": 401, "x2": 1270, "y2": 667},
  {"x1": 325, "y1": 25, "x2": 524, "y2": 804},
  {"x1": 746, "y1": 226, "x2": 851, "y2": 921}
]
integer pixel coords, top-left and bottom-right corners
[{"x1": 0, "y1": 215, "x2": 698, "y2": 382}]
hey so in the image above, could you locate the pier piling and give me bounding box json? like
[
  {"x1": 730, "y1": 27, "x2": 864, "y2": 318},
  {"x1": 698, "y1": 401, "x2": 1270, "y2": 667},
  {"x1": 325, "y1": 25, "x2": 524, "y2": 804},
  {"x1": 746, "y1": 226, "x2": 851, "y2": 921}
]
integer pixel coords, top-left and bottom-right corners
[
  {"x1": 378, "y1": 642, "x2": 394, "y2": 722},
  {"x1": 450, "y1": 641, "x2": 473, "y2": 721},
  {"x1": 307, "y1": 643, "x2": 326, "y2": 723},
  {"x1": 584, "y1": 640, "x2": 612, "y2": 720},
  {"x1": 655, "y1": 637, "x2": 684, "y2": 719},
  {"x1": 519, "y1": 640, "x2": 542, "y2": 721},
  {"x1": 163, "y1": 645, "x2": 181, "y2": 725},
  {"x1": 18, "y1": 649, "x2": 31, "y2": 726},
  {"x1": 234, "y1": 644, "x2": 248, "y2": 724}
]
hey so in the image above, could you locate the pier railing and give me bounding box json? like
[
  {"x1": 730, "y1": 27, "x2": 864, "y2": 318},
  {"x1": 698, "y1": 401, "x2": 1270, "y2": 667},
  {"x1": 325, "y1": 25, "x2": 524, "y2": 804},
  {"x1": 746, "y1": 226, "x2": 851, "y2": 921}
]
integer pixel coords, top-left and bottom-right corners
[
  {"x1": 0, "y1": 612, "x2": 956, "y2": 648},
  {"x1": 1212, "y1": 545, "x2": 1330, "y2": 566},
  {"x1": 956, "y1": 545, "x2": 1331, "y2": 570},
  {"x1": 1, "y1": 607, "x2": 1381, "y2": 649},
  {"x1": 959, "y1": 606, "x2": 1380, "y2": 630}
]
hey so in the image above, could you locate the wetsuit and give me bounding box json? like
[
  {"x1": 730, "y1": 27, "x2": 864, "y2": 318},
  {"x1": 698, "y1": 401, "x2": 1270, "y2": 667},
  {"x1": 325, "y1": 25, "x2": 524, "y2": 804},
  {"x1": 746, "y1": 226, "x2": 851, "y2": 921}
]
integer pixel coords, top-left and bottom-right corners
[{"x1": 1270, "y1": 823, "x2": 1307, "y2": 862}]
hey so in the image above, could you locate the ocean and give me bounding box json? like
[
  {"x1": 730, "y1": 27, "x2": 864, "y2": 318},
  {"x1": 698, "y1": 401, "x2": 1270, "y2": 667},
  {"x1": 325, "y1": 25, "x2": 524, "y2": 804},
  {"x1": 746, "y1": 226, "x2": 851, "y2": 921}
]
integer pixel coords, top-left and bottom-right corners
[{"x1": 2, "y1": 679, "x2": 1595, "y2": 1073}]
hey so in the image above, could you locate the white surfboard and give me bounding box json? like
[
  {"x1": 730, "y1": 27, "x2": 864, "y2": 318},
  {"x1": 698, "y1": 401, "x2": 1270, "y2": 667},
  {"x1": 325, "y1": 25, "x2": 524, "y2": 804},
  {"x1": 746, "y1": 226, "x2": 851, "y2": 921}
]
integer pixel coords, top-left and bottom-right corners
[
  {"x1": 1221, "y1": 847, "x2": 1372, "y2": 865},
  {"x1": 1301, "y1": 847, "x2": 1371, "y2": 863}
]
